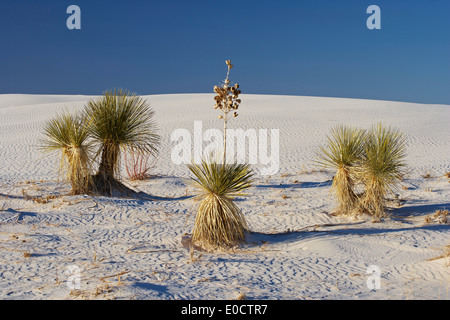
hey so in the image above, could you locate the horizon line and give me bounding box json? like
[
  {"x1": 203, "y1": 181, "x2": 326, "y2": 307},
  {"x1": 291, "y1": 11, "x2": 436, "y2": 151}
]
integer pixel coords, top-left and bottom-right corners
[{"x1": 0, "y1": 92, "x2": 448, "y2": 106}]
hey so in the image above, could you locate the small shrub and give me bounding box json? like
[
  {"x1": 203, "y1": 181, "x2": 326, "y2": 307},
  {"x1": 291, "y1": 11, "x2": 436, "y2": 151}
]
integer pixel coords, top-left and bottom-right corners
[{"x1": 124, "y1": 150, "x2": 156, "y2": 181}]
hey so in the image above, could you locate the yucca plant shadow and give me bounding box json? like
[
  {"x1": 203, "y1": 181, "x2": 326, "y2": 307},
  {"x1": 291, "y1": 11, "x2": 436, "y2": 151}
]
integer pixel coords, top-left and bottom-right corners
[
  {"x1": 392, "y1": 202, "x2": 450, "y2": 218},
  {"x1": 254, "y1": 180, "x2": 332, "y2": 189},
  {"x1": 0, "y1": 193, "x2": 31, "y2": 200},
  {"x1": 0, "y1": 208, "x2": 37, "y2": 223},
  {"x1": 245, "y1": 218, "x2": 448, "y2": 248},
  {"x1": 246, "y1": 230, "x2": 327, "y2": 246},
  {"x1": 132, "y1": 192, "x2": 193, "y2": 202},
  {"x1": 132, "y1": 282, "x2": 171, "y2": 297}
]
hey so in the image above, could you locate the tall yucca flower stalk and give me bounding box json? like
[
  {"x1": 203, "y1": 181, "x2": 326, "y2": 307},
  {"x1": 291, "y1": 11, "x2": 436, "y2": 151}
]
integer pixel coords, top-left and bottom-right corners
[
  {"x1": 188, "y1": 158, "x2": 253, "y2": 248},
  {"x1": 188, "y1": 60, "x2": 252, "y2": 249},
  {"x1": 356, "y1": 123, "x2": 407, "y2": 219},
  {"x1": 315, "y1": 125, "x2": 366, "y2": 216},
  {"x1": 214, "y1": 60, "x2": 242, "y2": 164},
  {"x1": 42, "y1": 112, "x2": 93, "y2": 195},
  {"x1": 84, "y1": 89, "x2": 160, "y2": 195}
]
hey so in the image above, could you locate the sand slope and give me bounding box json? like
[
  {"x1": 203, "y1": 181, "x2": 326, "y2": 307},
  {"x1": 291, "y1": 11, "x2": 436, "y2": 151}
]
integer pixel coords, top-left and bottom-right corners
[{"x1": 0, "y1": 94, "x2": 448, "y2": 300}]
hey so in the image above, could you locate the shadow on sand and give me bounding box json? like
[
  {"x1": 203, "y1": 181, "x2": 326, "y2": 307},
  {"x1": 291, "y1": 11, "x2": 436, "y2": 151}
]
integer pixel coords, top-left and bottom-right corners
[
  {"x1": 254, "y1": 180, "x2": 332, "y2": 190},
  {"x1": 246, "y1": 222, "x2": 449, "y2": 248}
]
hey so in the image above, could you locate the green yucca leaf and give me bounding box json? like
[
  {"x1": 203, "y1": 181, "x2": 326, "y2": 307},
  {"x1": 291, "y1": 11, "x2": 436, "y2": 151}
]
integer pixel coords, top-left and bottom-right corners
[
  {"x1": 85, "y1": 89, "x2": 160, "y2": 156},
  {"x1": 357, "y1": 123, "x2": 407, "y2": 193},
  {"x1": 314, "y1": 125, "x2": 366, "y2": 170},
  {"x1": 187, "y1": 158, "x2": 253, "y2": 198},
  {"x1": 41, "y1": 112, "x2": 92, "y2": 152}
]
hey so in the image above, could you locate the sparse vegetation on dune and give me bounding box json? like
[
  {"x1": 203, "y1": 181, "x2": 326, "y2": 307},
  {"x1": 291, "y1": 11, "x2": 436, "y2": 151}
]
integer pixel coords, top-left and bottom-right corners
[{"x1": 4, "y1": 87, "x2": 449, "y2": 300}]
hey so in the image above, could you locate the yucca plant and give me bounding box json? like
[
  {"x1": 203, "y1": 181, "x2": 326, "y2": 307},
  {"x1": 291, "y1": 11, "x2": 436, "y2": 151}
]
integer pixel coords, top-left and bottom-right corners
[
  {"x1": 84, "y1": 89, "x2": 160, "y2": 195},
  {"x1": 188, "y1": 158, "x2": 253, "y2": 249},
  {"x1": 188, "y1": 60, "x2": 252, "y2": 249},
  {"x1": 41, "y1": 112, "x2": 93, "y2": 195},
  {"x1": 315, "y1": 125, "x2": 366, "y2": 216},
  {"x1": 355, "y1": 123, "x2": 407, "y2": 219}
]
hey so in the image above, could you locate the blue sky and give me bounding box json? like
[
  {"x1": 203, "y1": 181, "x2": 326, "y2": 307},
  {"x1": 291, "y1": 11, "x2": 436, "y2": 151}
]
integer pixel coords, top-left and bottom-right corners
[{"x1": 0, "y1": 0, "x2": 449, "y2": 104}]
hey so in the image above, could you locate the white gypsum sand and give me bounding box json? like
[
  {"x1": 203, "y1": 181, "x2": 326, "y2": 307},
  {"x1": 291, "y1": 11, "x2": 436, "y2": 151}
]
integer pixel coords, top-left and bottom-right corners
[{"x1": 0, "y1": 93, "x2": 449, "y2": 299}]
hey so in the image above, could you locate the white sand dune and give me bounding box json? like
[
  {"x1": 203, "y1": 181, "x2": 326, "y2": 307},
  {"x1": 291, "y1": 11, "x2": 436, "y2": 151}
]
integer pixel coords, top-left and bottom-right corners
[{"x1": 0, "y1": 93, "x2": 449, "y2": 300}]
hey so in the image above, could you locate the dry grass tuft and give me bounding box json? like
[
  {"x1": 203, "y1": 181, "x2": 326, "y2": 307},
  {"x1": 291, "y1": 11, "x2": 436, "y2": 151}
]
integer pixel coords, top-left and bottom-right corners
[
  {"x1": 124, "y1": 150, "x2": 156, "y2": 181},
  {"x1": 425, "y1": 209, "x2": 448, "y2": 224},
  {"x1": 235, "y1": 292, "x2": 247, "y2": 300},
  {"x1": 427, "y1": 244, "x2": 450, "y2": 267}
]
